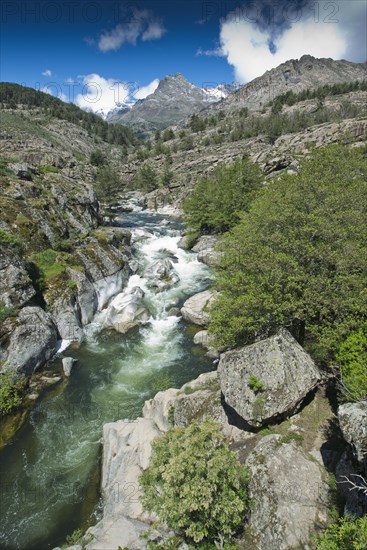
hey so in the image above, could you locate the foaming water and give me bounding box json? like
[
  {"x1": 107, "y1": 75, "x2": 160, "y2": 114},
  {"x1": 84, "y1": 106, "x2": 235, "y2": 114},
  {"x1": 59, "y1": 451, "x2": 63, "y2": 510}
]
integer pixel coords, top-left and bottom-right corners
[{"x1": 0, "y1": 211, "x2": 213, "y2": 550}]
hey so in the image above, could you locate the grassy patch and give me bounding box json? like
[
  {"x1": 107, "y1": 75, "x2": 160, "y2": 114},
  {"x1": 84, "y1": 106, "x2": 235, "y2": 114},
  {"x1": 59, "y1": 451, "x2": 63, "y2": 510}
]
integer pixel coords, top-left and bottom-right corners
[
  {"x1": 0, "y1": 371, "x2": 27, "y2": 417},
  {"x1": 28, "y1": 248, "x2": 71, "y2": 283},
  {"x1": 276, "y1": 432, "x2": 304, "y2": 446}
]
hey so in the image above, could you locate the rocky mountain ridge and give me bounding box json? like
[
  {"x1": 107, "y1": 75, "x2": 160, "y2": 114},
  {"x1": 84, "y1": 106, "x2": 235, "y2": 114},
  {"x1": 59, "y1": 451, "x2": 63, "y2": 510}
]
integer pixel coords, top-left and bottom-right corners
[
  {"x1": 106, "y1": 73, "x2": 227, "y2": 135},
  {"x1": 211, "y1": 55, "x2": 367, "y2": 113}
]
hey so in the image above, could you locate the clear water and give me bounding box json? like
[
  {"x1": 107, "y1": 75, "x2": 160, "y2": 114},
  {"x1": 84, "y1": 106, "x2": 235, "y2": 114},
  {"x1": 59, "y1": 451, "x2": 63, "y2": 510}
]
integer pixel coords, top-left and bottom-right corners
[{"x1": 0, "y1": 211, "x2": 214, "y2": 550}]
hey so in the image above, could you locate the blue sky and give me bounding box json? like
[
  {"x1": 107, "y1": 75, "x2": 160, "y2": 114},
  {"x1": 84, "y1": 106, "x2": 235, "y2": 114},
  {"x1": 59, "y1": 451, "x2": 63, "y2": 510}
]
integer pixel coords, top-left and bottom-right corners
[{"x1": 1, "y1": 0, "x2": 366, "y2": 115}]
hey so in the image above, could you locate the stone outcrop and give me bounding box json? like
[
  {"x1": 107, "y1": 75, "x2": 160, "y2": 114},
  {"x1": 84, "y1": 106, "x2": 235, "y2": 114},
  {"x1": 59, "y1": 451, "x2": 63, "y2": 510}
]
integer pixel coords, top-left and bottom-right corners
[
  {"x1": 193, "y1": 329, "x2": 221, "y2": 359},
  {"x1": 0, "y1": 254, "x2": 36, "y2": 308},
  {"x1": 244, "y1": 434, "x2": 331, "y2": 549},
  {"x1": 86, "y1": 418, "x2": 161, "y2": 549},
  {"x1": 218, "y1": 329, "x2": 321, "y2": 427},
  {"x1": 181, "y1": 290, "x2": 218, "y2": 326},
  {"x1": 104, "y1": 287, "x2": 150, "y2": 334},
  {"x1": 62, "y1": 357, "x2": 77, "y2": 377},
  {"x1": 192, "y1": 235, "x2": 220, "y2": 266},
  {"x1": 1, "y1": 306, "x2": 59, "y2": 375},
  {"x1": 338, "y1": 401, "x2": 367, "y2": 466}
]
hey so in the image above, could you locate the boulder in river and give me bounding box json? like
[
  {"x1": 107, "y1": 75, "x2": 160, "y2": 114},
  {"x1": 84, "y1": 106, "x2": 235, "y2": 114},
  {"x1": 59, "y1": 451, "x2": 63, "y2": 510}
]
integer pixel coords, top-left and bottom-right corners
[
  {"x1": 104, "y1": 287, "x2": 150, "y2": 334},
  {"x1": 218, "y1": 329, "x2": 322, "y2": 428},
  {"x1": 62, "y1": 357, "x2": 77, "y2": 377},
  {"x1": 144, "y1": 258, "x2": 180, "y2": 290},
  {"x1": 244, "y1": 434, "x2": 331, "y2": 549},
  {"x1": 181, "y1": 290, "x2": 218, "y2": 326}
]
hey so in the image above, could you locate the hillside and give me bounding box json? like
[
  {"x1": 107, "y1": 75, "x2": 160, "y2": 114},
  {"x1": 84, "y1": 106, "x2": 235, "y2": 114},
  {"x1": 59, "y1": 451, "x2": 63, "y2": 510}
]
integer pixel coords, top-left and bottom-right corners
[{"x1": 116, "y1": 82, "x2": 367, "y2": 208}]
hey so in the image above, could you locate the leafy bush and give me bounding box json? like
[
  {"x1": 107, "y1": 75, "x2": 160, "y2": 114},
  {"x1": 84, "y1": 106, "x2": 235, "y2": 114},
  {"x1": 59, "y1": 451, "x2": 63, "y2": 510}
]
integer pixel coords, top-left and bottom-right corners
[
  {"x1": 184, "y1": 157, "x2": 262, "y2": 234},
  {"x1": 315, "y1": 515, "x2": 367, "y2": 549},
  {"x1": 209, "y1": 145, "x2": 367, "y2": 358},
  {"x1": 139, "y1": 418, "x2": 250, "y2": 546},
  {"x1": 0, "y1": 228, "x2": 23, "y2": 253},
  {"x1": 90, "y1": 149, "x2": 105, "y2": 166},
  {"x1": 0, "y1": 301, "x2": 16, "y2": 323},
  {"x1": 0, "y1": 370, "x2": 26, "y2": 417},
  {"x1": 337, "y1": 323, "x2": 367, "y2": 402},
  {"x1": 248, "y1": 375, "x2": 265, "y2": 393}
]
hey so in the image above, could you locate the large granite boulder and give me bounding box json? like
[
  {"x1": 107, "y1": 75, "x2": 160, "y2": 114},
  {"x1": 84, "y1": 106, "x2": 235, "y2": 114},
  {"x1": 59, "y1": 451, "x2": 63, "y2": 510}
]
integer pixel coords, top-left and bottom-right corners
[
  {"x1": 338, "y1": 401, "x2": 367, "y2": 466},
  {"x1": 103, "y1": 287, "x2": 150, "y2": 334},
  {"x1": 244, "y1": 434, "x2": 331, "y2": 549},
  {"x1": 192, "y1": 235, "x2": 221, "y2": 266},
  {"x1": 86, "y1": 418, "x2": 161, "y2": 549},
  {"x1": 181, "y1": 290, "x2": 218, "y2": 326},
  {"x1": 144, "y1": 259, "x2": 180, "y2": 290},
  {"x1": 218, "y1": 329, "x2": 321, "y2": 428},
  {"x1": 1, "y1": 306, "x2": 59, "y2": 375}
]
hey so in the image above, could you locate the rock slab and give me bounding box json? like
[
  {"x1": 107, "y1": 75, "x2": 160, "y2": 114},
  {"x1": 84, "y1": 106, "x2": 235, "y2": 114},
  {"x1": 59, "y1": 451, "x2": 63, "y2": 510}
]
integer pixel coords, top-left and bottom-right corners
[
  {"x1": 245, "y1": 434, "x2": 331, "y2": 550},
  {"x1": 181, "y1": 290, "x2": 217, "y2": 326},
  {"x1": 218, "y1": 329, "x2": 321, "y2": 427}
]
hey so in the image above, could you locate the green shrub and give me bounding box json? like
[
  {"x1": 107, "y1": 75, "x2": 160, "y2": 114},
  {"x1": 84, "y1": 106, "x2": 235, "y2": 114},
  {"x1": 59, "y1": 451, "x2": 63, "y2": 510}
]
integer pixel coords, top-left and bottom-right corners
[
  {"x1": 315, "y1": 515, "x2": 367, "y2": 549},
  {"x1": 248, "y1": 375, "x2": 265, "y2": 393},
  {"x1": 90, "y1": 149, "x2": 105, "y2": 166},
  {"x1": 38, "y1": 164, "x2": 58, "y2": 174},
  {"x1": 139, "y1": 418, "x2": 250, "y2": 545},
  {"x1": 0, "y1": 370, "x2": 26, "y2": 417},
  {"x1": 0, "y1": 228, "x2": 23, "y2": 253},
  {"x1": 209, "y1": 145, "x2": 367, "y2": 357},
  {"x1": 337, "y1": 323, "x2": 367, "y2": 402},
  {"x1": 184, "y1": 157, "x2": 262, "y2": 234},
  {"x1": 0, "y1": 301, "x2": 16, "y2": 323}
]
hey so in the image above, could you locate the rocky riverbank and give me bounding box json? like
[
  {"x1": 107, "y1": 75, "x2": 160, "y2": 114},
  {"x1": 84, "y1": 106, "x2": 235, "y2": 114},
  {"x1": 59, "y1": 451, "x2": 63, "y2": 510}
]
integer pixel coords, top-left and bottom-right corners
[{"x1": 71, "y1": 327, "x2": 367, "y2": 550}]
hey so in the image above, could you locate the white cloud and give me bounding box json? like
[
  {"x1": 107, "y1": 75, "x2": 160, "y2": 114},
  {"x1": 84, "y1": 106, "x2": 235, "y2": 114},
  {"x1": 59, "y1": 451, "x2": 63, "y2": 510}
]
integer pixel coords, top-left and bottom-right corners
[
  {"x1": 196, "y1": 47, "x2": 224, "y2": 57},
  {"x1": 218, "y1": 0, "x2": 366, "y2": 83},
  {"x1": 133, "y1": 78, "x2": 159, "y2": 99},
  {"x1": 41, "y1": 85, "x2": 68, "y2": 103},
  {"x1": 74, "y1": 74, "x2": 160, "y2": 116},
  {"x1": 98, "y1": 9, "x2": 166, "y2": 52},
  {"x1": 42, "y1": 69, "x2": 52, "y2": 77}
]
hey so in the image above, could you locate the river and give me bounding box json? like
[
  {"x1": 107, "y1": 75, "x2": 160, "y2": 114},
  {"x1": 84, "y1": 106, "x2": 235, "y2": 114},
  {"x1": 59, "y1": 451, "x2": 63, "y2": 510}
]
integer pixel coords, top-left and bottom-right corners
[{"x1": 0, "y1": 210, "x2": 214, "y2": 550}]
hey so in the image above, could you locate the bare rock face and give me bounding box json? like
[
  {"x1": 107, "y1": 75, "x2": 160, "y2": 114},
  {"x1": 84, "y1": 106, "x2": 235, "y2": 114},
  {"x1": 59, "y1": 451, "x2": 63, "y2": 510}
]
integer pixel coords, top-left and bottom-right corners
[
  {"x1": 181, "y1": 290, "x2": 218, "y2": 326},
  {"x1": 86, "y1": 418, "x2": 161, "y2": 549},
  {"x1": 218, "y1": 329, "x2": 321, "y2": 427},
  {"x1": 0, "y1": 255, "x2": 36, "y2": 308},
  {"x1": 9, "y1": 162, "x2": 38, "y2": 180},
  {"x1": 338, "y1": 401, "x2": 367, "y2": 467},
  {"x1": 143, "y1": 371, "x2": 247, "y2": 442},
  {"x1": 2, "y1": 306, "x2": 59, "y2": 375},
  {"x1": 244, "y1": 434, "x2": 331, "y2": 550}
]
